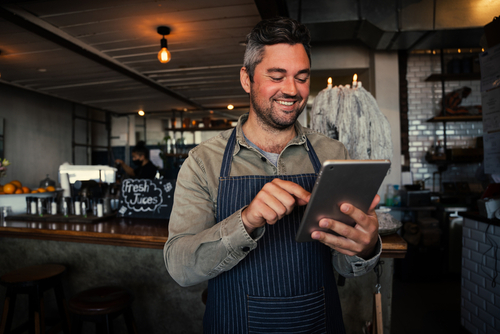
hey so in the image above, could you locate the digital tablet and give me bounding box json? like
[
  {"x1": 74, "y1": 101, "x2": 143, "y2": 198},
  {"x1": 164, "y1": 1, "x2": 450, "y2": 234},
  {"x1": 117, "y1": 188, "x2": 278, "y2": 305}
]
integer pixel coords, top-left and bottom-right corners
[{"x1": 295, "y1": 160, "x2": 391, "y2": 243}]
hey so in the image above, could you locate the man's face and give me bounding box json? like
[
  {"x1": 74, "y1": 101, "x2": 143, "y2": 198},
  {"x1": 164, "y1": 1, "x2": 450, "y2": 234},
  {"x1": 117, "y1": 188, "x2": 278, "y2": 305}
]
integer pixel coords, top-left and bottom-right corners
[
  {"x1": 241, "y1": 43, "x2": 310, "y2": 130},
  {"x1": 131, "y1": 152, "x2": 143, "y2": 165}
]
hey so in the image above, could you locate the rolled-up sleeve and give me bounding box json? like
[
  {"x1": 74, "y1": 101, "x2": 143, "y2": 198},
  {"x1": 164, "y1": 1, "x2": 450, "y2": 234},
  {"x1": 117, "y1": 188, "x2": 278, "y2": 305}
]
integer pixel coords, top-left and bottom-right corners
[
  {"x1": 331, "y1": 235, "x2": 382, "y2": 278},
  {"x1": 163, "y1": 153, "x2": 264, "y2": 287}
]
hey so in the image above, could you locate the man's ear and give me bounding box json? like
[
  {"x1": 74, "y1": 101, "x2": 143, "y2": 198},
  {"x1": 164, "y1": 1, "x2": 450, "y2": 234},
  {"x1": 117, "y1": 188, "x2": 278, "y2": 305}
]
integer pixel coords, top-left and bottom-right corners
[{"x1": 240, "y1": 67, "x2": 251, "y2": 93}]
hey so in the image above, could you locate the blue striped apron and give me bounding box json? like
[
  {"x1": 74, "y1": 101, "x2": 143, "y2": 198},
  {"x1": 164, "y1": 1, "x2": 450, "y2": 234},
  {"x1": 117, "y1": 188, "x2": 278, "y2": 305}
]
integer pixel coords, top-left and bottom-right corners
[{"x1": 203, "y1": 129, "x2": 345, "y2": 333}]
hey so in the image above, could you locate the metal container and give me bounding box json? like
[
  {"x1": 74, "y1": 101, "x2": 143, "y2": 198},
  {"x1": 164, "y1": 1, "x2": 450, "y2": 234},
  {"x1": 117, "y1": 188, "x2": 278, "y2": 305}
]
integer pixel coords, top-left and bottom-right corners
[
  {"x1": 0, "y1": 192, "x2": 58, "y2": 215},
  {"x1": 400, "y1": 189, "x2": 431, "y2": 207}
]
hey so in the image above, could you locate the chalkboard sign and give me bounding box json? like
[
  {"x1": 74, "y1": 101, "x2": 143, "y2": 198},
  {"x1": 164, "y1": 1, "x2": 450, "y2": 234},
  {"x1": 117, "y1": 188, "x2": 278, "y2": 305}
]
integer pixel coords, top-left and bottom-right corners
[{"x1": 117, "y1": 179, "x2": 175, "y2": 219}]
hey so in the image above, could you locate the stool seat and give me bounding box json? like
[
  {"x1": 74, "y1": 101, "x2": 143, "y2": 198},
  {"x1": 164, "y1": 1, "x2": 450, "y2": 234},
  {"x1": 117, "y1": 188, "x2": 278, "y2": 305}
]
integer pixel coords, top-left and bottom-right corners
[
  {"x1": 68, "y1": 286, "x2": 138, "y2": 334},
  {"x1": 1, "y1": 264, "x2": 65, "y2": 285},
  {"x1": 69, "y1": 286, "x2": 133, "y2": 315},
  {"x1": 0, "y1": 264, "x2": 70, "y2": 334}
]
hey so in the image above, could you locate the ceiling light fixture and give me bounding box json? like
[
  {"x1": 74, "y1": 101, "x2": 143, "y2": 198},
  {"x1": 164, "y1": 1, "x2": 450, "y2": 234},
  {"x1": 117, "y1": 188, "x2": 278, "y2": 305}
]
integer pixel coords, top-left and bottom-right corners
[
  {"x1": 227, "y1": 104, "x2": 234, "y2": 110},
  {"x1": 138, "y1": 110, "x2": 145, "y2": 116},
  {"x1": 157, "y1": 26, "x2": 172, "y2": 64}
]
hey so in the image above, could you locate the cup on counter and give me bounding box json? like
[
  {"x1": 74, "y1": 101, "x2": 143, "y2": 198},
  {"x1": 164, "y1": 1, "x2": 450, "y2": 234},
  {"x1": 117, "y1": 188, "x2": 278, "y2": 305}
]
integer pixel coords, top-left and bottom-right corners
[
  {"x1": 26, "y1": 197, "x2": 37, "y2": 215},
  {"x1": 0, "y1": 206, "x2": 12, "y2": 224},
  {"x1": 47, "y1": 197, "x2": 58, "y2": 215},
  {"x1": 97, "y1": 198, "x2": 104, "y2": 217},
  {"x1": 74, "y1": 196, "x2": 81, "y2": 215},
  {"x1": 37, "y1": 198, "x2": 46, "y2": 217},
  {"x1": 59, "y1": 197, "x2": 72, "y2": 217},
  {"x1": 110, "y1": 198, "x2": 120, "y2": 212},
  {"x1": 91, "y1": 199, "x2": 98, "y2": 216}
]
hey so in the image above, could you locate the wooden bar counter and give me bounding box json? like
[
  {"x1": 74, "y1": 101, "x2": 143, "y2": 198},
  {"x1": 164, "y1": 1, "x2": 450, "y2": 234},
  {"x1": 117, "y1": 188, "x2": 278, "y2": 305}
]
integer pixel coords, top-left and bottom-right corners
[
  {"x1": 0, "y1": 216, "x2": 406, "y2": 334},
  {"x1": 0, "y1": 216, "x2": 406, "y2": 257},
  {"x1": 0, "y1": 216, "x2": 169, "y2": 249}
]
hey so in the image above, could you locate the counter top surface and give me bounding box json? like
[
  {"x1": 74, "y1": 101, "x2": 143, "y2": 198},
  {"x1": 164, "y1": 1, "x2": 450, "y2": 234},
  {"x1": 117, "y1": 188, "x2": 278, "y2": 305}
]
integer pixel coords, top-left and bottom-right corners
[
  {"x1": 1, "y1": 217, "x2": 169, "y2": 248},
  {"x1": 0, "y1": 216, "x2": 406, "y2": 257}
]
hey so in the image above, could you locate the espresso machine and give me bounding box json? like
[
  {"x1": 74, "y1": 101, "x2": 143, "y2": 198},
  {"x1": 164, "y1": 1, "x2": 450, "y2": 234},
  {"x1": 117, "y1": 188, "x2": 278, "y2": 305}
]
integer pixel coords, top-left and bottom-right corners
[{"x1": 58, "y1": 164, "x2": 118, "y2": 215}]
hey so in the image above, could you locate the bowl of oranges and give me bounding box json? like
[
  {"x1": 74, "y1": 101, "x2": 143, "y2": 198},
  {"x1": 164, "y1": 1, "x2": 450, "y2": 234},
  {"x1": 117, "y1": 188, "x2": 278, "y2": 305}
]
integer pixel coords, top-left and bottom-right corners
[{"x1": 0, "y1": 180, "x2": 59, "y2": 215}]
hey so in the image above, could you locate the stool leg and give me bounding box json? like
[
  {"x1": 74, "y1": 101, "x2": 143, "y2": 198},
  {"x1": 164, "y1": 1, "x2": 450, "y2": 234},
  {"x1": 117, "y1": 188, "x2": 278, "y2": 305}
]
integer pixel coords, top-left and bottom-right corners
[
  {"x1": 105, "y1": 315, "x2": 113, "y2": 334},
  {"x1": 123, "y1": 307, "x2": 138, "y2": 334},
  {"x1": 54, "y1": 282, "x2": 71, "y2": 334},
  {"x1": 0, "y1": 288, "x2": 17, "y2": 334},
  {"x1": 28, "y1": 286, "x2": 45, "y2": 334},
  {"x1": 71, "y1": 315, "x2": 83, "y2": 334},
  {"x1": 96, "y1": 315, "x2": 113, "y2": 334}
]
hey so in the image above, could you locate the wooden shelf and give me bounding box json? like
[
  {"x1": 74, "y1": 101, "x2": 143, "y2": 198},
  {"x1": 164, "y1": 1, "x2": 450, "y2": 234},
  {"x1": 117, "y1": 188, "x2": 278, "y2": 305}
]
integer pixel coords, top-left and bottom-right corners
[
  {"x1": 162, "y1": 153, "x2": 188, "y2": 158},
  {"x1": 425, "y1": 73, "x2": 481, "y2": 82},
  {"x1": 164, "y1": 126, "x2": 234, "y2": 132},
  {"x1": 426, "y1": 115, "x2": 482, "y2": 123},
  {"x1": 425, "y1": 148, "x2": 483, "y2": 165}
]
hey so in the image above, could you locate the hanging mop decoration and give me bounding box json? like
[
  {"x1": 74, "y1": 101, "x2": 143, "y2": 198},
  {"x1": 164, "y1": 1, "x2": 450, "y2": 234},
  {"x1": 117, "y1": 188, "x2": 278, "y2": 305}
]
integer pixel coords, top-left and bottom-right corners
[{"x1": 310, "y1": 75, "x2": 393, "y2": 161}]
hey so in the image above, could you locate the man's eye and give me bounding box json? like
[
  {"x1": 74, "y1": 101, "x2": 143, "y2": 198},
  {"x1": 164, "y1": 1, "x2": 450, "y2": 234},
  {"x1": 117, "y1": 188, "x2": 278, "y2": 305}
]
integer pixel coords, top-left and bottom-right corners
[
  {"x1": 271, "y1": 77, "x2": 284, "y2": 81},
  {"x1": 296, "y1": 77, "x2": 309, "y2": 83}
]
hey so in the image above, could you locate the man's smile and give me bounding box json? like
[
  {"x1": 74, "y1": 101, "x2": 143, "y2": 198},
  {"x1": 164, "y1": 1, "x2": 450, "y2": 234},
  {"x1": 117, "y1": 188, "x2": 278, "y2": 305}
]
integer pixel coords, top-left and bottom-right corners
[{"x1": 276, "y1": 100, "x2": 295, "y2": 106}]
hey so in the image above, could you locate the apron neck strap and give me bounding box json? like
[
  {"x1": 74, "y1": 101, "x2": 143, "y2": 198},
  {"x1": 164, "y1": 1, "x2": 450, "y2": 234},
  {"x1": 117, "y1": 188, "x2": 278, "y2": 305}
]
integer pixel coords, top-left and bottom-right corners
[{"x1": 220, "y1": 128, "x2": 322, "y2": 178}]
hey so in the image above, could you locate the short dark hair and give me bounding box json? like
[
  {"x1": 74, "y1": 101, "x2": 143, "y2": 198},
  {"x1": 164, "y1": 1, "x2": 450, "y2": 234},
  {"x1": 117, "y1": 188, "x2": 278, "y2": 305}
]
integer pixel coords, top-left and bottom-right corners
[
  {"x1": 132, "y1": 141, "x2": 149, "y2": 159},
  {"x1": 244, "y1": 17, "x2": 311, "y2": 82}
]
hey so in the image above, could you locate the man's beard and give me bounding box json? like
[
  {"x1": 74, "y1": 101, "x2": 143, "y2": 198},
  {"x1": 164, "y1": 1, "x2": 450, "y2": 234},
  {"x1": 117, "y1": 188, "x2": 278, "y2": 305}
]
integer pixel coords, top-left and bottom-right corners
[{"x1": 250, "y1": 87, "x2": 307, "y2": 131}]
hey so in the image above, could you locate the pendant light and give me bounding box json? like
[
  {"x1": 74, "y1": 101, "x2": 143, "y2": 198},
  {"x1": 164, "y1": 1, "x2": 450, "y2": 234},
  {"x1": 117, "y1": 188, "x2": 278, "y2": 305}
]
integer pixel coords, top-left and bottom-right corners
[{"x1": 157, "y1": 26, "x2": 171, "y2": 64}]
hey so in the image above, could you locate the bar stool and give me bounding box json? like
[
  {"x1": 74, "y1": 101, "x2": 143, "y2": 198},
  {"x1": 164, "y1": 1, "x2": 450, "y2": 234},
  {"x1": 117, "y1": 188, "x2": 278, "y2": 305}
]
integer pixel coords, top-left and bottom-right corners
[
  {"x1": 0, "y1": 264, "x2": 71, "y2": 334},
  {"x1": 68, "y1": 286, "x2": 137, "y2": 334}
]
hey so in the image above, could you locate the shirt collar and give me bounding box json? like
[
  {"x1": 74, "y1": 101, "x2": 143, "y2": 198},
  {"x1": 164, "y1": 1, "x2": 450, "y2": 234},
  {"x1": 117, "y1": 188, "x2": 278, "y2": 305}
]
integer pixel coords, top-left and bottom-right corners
[{"x1": 234, "y1": 113, "x2": 308, "y2": 156}]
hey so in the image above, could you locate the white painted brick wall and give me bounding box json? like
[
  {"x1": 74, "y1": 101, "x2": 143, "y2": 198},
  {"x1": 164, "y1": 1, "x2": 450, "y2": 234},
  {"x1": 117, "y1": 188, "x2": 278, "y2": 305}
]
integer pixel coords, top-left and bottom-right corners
[
  {"x1": 407, "y1": 55, "x2": 483, "y2": 190},
  {"x1": 461, "y1": 218, "x2": 500, "y2": 334}
]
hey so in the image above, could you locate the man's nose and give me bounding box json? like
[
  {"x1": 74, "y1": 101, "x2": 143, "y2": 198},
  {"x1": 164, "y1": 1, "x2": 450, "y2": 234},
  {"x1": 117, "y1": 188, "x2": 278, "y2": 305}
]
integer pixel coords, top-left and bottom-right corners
[{"x1": 281, "y1": 77, "x2": 298, "y2": 96}]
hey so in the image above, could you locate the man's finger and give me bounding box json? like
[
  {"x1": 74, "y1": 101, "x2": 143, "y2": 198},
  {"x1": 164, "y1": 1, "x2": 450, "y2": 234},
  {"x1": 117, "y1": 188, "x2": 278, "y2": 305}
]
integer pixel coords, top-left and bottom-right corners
[
  {"x1": 339, "y1": 195, "x2": 380, "y2": 230},
  {"x1": 271, "y1": 178, "x2": 311, "y2": 206},
  {"x1": 367, "y1": 195, "x2": 381, "y2": 214},
  {"x1": 319, "y1": 218, "x2": 359, "y2": 241},
  {"x1": 311, "y1": 231, "x2": 358, "y2": 257}
]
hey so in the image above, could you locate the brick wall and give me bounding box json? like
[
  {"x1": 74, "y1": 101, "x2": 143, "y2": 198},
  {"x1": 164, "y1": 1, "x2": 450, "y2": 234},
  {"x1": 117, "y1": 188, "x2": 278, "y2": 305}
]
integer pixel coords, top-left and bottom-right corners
[
  {"x1": 461, "y1": 218, "x2": 500, "y2": 334},
  {"x1": 407, "y1": 54, "x2": 483, "y2": 191}
]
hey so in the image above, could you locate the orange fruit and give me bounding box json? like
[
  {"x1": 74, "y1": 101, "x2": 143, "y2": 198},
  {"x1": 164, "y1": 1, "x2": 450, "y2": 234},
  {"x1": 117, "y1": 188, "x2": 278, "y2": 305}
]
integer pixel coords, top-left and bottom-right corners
[
  {"x1": 22, "y1": 186, "x2": 30, "y2": 193},
  {"x1": 31, "y1": 190, "x2": 38, "y2": 193},
  {"x1": 3, "y1": 183, "x2": 16, "y2": 194},
  {"x1": 46, "y1": 186, "x2": 56, "y2": 192},
  {"x1": 14, "y1": 189, "x2": 23, "y2": 194},
  {"x1": 37, "y1": 188, "x2": 46, "y2": 193},
  {"x1": 10, "y1": 180, "x2": 22, "y2": 189}
]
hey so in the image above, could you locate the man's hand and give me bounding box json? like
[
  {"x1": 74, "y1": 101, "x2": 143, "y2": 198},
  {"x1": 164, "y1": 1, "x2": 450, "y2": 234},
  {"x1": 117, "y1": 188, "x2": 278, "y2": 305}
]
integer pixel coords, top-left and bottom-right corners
[
  {"x1": 115, "y1": 159, "x2": 135, "y2": 177},
  {"x1": 241, "y1": 179, "x2": 310, "y2": 234},
  {"x1": 311, "y1": 195, "x2": 380, "y2": 259}
]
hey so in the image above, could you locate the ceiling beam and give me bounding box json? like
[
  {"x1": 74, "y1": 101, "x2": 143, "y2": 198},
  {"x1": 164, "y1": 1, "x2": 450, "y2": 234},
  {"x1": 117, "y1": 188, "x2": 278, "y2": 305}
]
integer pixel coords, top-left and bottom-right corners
[
  {"x1": 253, "y1": 0, "x2": 289, "y2": 20},
  {"x1": 0, "y1": 5, "x2": 208, "y2": 111},
  {"x1": 0, "y1": 79, "x2": 118, "y2": 116}
]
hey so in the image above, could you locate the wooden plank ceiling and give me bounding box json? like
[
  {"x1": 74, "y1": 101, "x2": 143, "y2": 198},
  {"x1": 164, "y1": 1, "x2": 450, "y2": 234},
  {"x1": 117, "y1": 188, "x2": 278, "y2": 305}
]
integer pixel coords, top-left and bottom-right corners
[
  {"x1": 0, "y1": 0, "x2": 497, "y2": 119},
  {"x1": 0, "y1": 0, "x2": 262, "y2": 118}
]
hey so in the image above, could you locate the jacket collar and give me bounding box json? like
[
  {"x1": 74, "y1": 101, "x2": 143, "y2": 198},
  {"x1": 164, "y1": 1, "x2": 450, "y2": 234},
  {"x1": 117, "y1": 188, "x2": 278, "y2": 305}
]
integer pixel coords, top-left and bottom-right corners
[{"x1": 232, "y1": 113, "x2": 309, "y2": 156}]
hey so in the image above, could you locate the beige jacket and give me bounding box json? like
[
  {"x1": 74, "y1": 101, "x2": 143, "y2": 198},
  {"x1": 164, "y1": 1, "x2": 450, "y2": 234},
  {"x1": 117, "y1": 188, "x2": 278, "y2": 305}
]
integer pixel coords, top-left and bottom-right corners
[{"x1": 164, "y1": 114, "x2": 381, "y2": 287}]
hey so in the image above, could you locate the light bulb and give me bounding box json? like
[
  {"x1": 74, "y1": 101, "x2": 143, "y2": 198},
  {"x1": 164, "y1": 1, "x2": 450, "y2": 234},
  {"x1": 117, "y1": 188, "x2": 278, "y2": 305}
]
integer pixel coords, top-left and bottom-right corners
[
  {"x1": 138, "y1": 110, "x2": 145, "y2": 116},
  {"x1": 227, "y1": 104, "x2": 234, "y2": 110},
  {"x1": 158, "y1": 47, "x2": 171, "y2": 63}
]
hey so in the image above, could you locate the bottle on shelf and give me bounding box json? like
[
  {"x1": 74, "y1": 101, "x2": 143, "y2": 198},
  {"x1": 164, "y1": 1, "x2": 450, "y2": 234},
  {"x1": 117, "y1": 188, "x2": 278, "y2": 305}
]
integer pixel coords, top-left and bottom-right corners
[
  {"x1": 385, "y1": 184, "x2": 394, "y2": 207},
  {"x1": 428, "y1": 144, "x2": 436, "y2": 156},
  {"x1": 393, "y1": 185, "x2": 401, "y2": 207},
  {"x1": 436, "y1": 140, "x2": 445, "y2": 158}
]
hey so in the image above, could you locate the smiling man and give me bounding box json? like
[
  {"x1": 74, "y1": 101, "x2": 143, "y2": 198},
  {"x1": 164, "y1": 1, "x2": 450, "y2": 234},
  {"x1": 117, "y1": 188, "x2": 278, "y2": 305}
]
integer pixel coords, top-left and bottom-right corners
[{"x1": 164, "y1": 17, "x2": 381, "y2": 334}]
